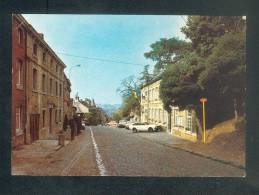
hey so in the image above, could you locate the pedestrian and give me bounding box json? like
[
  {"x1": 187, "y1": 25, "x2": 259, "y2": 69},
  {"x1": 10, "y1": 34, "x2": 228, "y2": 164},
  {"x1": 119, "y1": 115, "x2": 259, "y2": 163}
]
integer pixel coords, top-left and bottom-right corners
[
  {"x1": 63, "y1": 114, "x2": 68, "y2": 131},
  {"x1": 69, "y1": 118, "x2": 75, "y2": 140}
]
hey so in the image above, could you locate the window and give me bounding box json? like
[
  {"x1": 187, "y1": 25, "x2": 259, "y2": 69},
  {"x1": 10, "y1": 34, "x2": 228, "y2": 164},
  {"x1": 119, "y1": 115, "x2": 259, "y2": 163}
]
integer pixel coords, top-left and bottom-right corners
[
  {"x1": 59, "y1": 83, "x2": 62, "y2": 96},
  {"x1": 15, "y1": 106, "x2": 22, "y2": 133},
  {"x1": 56, "y1": 64, "x2": 58, "y2": 73},
  {"x1": 55, "y1": 81, "x2": 58, "y2": 96},
  {"x1": 16, "y1": 60, "x2": 23, "y2": 87},
  {"x1": 50, "y1": 58, "x2": 53, "y2": 71},
  {"x1": 33, "y1": 43, "x2": 37, "y2": 56},
  {"x1": 18, "y1": 28, "x2": 23, "y2": 44},
  {"x1": 186, "y1": 110, "x2": 192, "y2": 132},
  {"x1": 60, "y1": 68, "x2": 62, "y2": 77},
  {"x1": 32, "y1": 68, "x2": 37, "y2": 90},
  {"x1": 42, "y1": 110, "x2": 46, "y2": 127},
  {"x1": 59, "y1": 109, "x2": 61, "y2": 122},
  {"x1": 42, "y1": 52, "x2": 46, "y2": 64},
  {"x1": 176, "y1": 116, "x2": 183, "y2": 127},
  {"x1": 50, "y1": 78, "x2": 53, "y2": 94},
  {"x1": 41, "y1": 74, "x2": 46, "y2": 92},
  {"x1": 55, "y1": 110, "x2": 58, "y2": 123}
]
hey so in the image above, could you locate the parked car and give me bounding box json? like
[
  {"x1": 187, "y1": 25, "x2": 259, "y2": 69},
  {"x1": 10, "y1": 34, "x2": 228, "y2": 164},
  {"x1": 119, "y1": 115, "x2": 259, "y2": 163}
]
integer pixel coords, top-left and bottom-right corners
[
  {"x1": 117, "y1": 120, "x2": 127, "y2": 128},
  {"x1": 129, "y1": 122, "x2": 161, "y2": 133},
  {"x1": 125, "y1": 121, "x2": 135, "y2": 130}
]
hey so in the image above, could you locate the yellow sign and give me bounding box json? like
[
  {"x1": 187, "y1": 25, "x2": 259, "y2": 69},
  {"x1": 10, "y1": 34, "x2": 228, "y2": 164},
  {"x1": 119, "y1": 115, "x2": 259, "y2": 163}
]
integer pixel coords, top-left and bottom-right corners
[{"x1": 200, "y1": 97, "x2": 207, "y2": 143}]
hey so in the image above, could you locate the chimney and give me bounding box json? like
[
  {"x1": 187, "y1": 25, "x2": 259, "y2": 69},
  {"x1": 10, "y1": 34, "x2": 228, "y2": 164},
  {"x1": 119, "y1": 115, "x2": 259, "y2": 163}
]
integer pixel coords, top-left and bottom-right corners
[{"x1": 38, "y1": 33, "x2": 44, "y2": 39}]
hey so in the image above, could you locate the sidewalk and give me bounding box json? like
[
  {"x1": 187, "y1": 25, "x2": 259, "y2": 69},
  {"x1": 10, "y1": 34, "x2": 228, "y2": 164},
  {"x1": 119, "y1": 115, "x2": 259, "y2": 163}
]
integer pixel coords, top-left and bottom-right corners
[
  {"x1": 138, "y1": 131, "x2": 245, "y2": 169},
  {"x1": 12, "y1": 131, "x2": 98, "y2": 176},
  {"x1": 12, "y1": 139, "x2": 70, "y2": 175}
]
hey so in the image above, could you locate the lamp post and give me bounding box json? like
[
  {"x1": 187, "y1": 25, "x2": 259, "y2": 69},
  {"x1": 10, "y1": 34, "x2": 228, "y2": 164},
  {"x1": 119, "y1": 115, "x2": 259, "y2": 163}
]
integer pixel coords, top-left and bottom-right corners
[
  {"x1": 200, "y1": 97, "x2": 207, "y2": 143},
  {"x1": 69, "y1": 64, "x2": 81, "y2": 80}
]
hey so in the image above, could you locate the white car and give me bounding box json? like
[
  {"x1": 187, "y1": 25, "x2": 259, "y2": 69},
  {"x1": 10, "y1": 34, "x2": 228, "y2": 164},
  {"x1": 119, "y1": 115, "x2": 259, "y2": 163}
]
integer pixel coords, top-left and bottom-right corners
[
  {"x1": 129, "y1": 122, "x2": 161, "y2": 133},
  {"x1": 125, "y1": 121, "x2": 135, "y2": 130}
]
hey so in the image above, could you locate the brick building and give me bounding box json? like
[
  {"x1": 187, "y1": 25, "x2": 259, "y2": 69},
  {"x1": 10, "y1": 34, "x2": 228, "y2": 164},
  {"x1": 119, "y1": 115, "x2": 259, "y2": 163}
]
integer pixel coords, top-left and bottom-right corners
[
  {"x1": 12, "y1": 14, "x2": 70, "y2": 145},
  {"x1": 12, "y1": 15, "x2": 27, "y2": 147}
]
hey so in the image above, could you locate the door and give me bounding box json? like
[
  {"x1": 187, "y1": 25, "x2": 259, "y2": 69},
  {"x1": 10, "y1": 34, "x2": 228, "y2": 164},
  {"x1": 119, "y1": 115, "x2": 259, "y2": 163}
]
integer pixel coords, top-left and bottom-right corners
[
  {"x1": 30, "y1": 114, "x2": 40, "y2": 142},
  {"x1": 49, "y1": 108, "x2": 52, "y2": 134}
]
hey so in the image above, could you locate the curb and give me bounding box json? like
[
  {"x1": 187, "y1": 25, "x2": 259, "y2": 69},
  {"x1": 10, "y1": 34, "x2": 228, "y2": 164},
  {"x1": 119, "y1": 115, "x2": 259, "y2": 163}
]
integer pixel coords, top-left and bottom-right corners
[{"x1": 140, "y1": 135, "x2": 245, "y2": 170}]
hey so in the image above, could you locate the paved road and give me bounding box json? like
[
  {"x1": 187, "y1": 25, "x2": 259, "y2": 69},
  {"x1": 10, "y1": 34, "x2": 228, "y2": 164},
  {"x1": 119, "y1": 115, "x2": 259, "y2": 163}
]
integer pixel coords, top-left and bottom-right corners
[
  {"x1": 12, "y1": 126, "x2": 245, "y2": 176},
  {"x1": 87, "y1": 126, "x2": 244, "y2": 177}
]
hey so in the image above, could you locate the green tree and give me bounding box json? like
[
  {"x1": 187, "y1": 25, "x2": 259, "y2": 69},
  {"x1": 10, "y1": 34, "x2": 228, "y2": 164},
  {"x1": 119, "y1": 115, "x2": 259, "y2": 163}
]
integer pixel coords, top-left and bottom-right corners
[
  {"x1": 197, "y1": 32, "x2": 246, "y2": 120},
  {"x1": 181, "y1": 16, "x2": 246, "y2": 57},
  {"x1": 159, "y1": 16, "x2": 246, "y2": 128},
  {"x1": 139, "y1": 65, "x2": 152, "y2": 85},
  {"x1": 144, "y1": 37, "x2": 191, "y2": 75},
  {"x1": 112, "y1": 109, "x2": 123, "y2": 122}
]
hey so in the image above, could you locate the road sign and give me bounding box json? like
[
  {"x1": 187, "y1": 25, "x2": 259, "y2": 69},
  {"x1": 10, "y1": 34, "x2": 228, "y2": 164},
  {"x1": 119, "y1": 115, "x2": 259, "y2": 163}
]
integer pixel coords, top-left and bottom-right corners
[{"x1": 200, "y1": 97, "x2": 207, "y2": 143}]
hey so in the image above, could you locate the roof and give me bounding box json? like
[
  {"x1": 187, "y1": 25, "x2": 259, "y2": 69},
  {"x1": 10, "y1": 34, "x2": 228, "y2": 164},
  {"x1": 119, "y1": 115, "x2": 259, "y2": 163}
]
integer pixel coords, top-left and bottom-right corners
[
  {"x1": 73, "y1": 101, "x2": 90, "y2": 114},
  {"x1": 141, "y1": 72, "x2": 163, "y2": 89}
]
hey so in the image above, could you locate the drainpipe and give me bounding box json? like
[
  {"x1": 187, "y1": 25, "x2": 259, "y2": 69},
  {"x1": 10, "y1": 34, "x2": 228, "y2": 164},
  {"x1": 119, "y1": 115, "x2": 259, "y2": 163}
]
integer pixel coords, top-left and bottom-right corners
[{"x1": 24, "y1": 21, "x2": 28, "y2": 144}]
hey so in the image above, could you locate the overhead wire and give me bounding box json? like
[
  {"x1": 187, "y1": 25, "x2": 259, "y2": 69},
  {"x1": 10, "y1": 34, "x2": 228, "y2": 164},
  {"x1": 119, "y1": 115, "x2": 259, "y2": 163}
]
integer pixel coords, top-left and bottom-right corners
[{"x1": 56, "y1": 52, "x2": 146, "y2": 67}]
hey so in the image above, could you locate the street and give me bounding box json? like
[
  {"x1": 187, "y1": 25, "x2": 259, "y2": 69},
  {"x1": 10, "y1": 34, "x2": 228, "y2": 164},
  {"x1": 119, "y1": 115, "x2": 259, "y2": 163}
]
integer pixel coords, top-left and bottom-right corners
[{"x1": 12, "y1": 126, "x2": 245, "y2": 177}]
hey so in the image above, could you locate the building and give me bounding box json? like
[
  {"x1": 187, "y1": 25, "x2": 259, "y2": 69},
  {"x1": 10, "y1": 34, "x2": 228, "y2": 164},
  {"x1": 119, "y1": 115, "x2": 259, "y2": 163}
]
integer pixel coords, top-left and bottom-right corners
[
  {"x1": 141, "y1": 78, "x2": 197, "y2": 141},
  {"x1": 12, "y1": 15, "x2": 27, "y2": 147},
  {"x1": 141, "y1": 79, "x2": 169, "y2": 130},
  {"x1": 73, "y1": 100, "x2": 90, "y2": 115},
  {"x1": 12, "y1": 14, "x2": 69, "y2": 144},
  {"x1": 63, "y1": 74, "x2": 73, "y2": 121}
]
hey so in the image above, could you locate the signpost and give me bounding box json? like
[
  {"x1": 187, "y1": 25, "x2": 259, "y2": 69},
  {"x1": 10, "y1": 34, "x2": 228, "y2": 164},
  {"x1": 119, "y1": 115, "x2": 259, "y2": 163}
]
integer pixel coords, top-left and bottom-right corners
[{"x1": 200, "y1": 97, "x2": 207, "y2": 143}]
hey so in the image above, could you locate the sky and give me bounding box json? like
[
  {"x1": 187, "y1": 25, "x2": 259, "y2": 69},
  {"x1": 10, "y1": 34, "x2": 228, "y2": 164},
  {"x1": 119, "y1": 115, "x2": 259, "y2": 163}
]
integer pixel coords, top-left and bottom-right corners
[{"x1": 23, "y1": 14, "x2": 187, "y2": 105}]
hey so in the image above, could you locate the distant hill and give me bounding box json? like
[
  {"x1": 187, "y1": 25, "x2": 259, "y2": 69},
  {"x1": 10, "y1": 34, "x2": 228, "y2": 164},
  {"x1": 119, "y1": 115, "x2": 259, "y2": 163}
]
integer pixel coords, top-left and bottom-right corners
[{"x1": 97, "y1": 104, "x2": 121, "y2": 116}]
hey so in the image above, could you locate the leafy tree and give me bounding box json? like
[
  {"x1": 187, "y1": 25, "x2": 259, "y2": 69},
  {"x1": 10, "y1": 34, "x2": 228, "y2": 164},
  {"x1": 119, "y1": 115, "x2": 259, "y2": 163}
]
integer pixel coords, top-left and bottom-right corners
[
  {"x1": 160, "y1": 52, "x2": 204, "y2": 111},
  {"x1": 144, "y1": 37, "x2": 191, "y2": 75},
  {"x1": 139, "y1": 65, "x2": 152, "y2": 85},
  {"x1": 80, "y1": 98, "x2": 109, "y2": 125},
  {"x1": 181, "y1": 16, "x2": 245, "y2": 57},
  {"x1": 159, "y1": 16, "x2": 246, "y2": 128},
  {"x1": 112, "y1": 109, "x2": 123, "y2": 122},
  {"x1": 197, "y1": 32, "x2": 246, "y2": 120}
]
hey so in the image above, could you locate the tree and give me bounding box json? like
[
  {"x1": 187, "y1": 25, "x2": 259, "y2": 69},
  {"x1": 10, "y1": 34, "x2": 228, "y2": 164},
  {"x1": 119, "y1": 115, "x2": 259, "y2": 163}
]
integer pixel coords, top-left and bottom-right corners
[
  {"x1": 159, "y1": 16, "x2": 246, "y2": 128},
  {"x1": 116, "y1": 75, "x2": 141, "y2": 99},
  {"x1": 160, "y1": 52, "x2": 204, "y2": 111},
  {"x1": 181, "y1": 16, "x2": 246, "y2": 57},
  {"x1": 80, "y1": 98, "x2": 109, "y2": 125},
  {"x1": 144, "y1": 37, "x2": 191, "y2": 75},
  {"x1": 116, "y1": 75, "x2": 141, "y2": 120},
  {"x1": 197, "y1": 32, "x2": 246, "y2": 120},
  {"x1": 112, "y1": 109, "x2": 123, "y2": 122},
  {"x1": 139, "y1": 65, "x2": 152, "y2": 85}
]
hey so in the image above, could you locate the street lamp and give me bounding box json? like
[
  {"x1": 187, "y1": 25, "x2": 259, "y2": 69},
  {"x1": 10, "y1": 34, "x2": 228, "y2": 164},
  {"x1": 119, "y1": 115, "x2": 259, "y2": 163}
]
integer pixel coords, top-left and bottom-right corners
[{"x1": 69, "y1": 64, "x2": 81, "y2": 80}]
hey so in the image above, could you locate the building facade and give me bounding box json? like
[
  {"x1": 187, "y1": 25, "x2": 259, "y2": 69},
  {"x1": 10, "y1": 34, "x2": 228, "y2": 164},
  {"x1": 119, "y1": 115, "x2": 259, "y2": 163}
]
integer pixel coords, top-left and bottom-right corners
[
  {"x1": 141, "y1": 79, "x2": 169, "y2": 130},
  {"x1": 141, "y1": 79, "x2": 197, "y2": 141},
  {"x1": 12, "y1": 15, "x2": 27, "y2": 147},
  {"x1": 12, "y1": 14, "x2": 69, "y2": 145},
  {"x1": 63, "y1": 74, "x2": 73, "y2": 121}
]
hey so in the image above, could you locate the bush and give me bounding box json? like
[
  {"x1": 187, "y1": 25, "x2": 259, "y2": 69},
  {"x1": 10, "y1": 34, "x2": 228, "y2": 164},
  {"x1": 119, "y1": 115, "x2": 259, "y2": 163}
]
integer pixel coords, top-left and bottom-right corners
[{"x1": 234, "y1": 117, "x2": 246, "y2": 131}]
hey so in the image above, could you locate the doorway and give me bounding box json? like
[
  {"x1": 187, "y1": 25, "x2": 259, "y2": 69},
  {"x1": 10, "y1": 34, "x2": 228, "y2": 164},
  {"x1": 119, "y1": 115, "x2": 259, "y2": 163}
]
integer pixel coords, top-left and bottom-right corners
[
  {"x1": 49, "y1": 108, "x2": 52, "y2": 135},
  {"x1": 30, "y1": 114, "x2": 40, "y2": 142}
]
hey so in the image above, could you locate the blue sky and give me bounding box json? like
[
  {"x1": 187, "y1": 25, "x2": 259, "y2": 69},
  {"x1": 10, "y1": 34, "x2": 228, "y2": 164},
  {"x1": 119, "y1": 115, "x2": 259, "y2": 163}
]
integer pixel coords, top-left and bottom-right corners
[{"x1": 23, "y1": 14, "x2": 186, "y2": 105}]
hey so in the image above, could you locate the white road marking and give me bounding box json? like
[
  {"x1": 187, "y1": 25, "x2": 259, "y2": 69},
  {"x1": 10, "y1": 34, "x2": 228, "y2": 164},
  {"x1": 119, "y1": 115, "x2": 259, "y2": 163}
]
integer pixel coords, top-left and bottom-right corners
[{"x1": 90, "y1": 127, "x2": 108, "y2": 176}]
